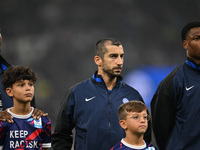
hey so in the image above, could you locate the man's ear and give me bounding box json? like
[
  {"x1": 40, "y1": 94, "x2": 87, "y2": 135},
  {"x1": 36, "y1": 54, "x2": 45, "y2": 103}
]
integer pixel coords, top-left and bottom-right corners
[
  {"x1": 119, "y1": 120, "x2": 127, "y2": 130},
  {"x1": 6, "y1": 87, "x2": 13, "y2": 97},
  {"x1": 183, "y1": 40, "x2": 188, "y2": 50},
  {"x1": 94, "y1": 56, "x2": 102, "y2": 66}
]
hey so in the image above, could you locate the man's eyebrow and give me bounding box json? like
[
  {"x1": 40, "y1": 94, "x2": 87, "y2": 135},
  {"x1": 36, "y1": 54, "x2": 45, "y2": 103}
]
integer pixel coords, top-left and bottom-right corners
[{"x1": 191, "y1": 35, "x2": 200, "y2": 38}]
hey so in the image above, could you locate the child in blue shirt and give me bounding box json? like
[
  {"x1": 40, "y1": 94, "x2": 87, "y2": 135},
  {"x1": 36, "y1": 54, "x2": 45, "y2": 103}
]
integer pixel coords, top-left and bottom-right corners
[
  {"x1": 0, "y1": 65, "x2": 51, "y2": 150},
  {"x1": 111, "y1": 101, "x2": 157, "y2": 150}
]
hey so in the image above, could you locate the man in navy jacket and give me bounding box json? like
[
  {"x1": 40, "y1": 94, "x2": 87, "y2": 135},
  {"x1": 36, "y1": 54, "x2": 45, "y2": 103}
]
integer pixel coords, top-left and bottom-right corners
[
  {"x1": 151, "y1": 21, "x2": 200, "y2": 150},
  {"x1": 52, "y1": 37, "x2": 151, "y2": 150}
]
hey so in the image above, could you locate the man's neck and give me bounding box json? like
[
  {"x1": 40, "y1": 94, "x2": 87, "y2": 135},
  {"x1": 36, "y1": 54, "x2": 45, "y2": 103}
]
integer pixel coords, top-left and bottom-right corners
[
  {"x1": 188, "y1": 56, "x2": 200, "y2": 65},
  {"x1": 99, "y1": 72, "x2": 117, "y2": 91},
  {"x1": 105, "y1": 77, "x2": 117, "y2": 91}
]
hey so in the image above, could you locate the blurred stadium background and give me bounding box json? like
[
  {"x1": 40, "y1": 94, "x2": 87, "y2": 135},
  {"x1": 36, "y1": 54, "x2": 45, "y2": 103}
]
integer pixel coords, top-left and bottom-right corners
[{"x1": 0, "y1": 0, "x2": 200, "y2": 149}]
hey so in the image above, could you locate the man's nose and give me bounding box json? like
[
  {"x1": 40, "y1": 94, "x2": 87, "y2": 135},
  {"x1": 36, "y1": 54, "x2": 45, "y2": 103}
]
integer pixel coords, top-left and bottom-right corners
[{"x1": 117, "y1": 57, "x2": 123, "y2": 65}]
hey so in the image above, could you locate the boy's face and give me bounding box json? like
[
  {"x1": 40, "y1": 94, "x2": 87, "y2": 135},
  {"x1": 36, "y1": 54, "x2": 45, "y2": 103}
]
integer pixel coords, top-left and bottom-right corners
[
  {"x1": 120, "y1": 110, "x2": 148, "y2": 135},
  {"x1": 6, "y1": 79, "x2": 34, "y2": 103}
]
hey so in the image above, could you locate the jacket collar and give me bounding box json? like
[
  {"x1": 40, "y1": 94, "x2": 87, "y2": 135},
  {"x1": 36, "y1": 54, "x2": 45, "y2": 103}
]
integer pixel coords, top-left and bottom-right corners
[
  {"x1": 91, "y1": 71, "x2": 122, "y2": 84},
  {"x1": 185, "y1": 57, "x2": 200, "y2": 71},
  {"x1": 0, "y1": 55, "x2": 11, "y2": 74}
]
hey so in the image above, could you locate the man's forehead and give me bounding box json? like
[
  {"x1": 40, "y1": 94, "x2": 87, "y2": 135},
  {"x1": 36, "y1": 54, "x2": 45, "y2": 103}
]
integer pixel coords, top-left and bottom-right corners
[
  {"x1": 189, "y1": 27, "x2": 200, "y2": 35},
  {"x1": 102, "y1": 42, "x2": 124, "y2": 56}
]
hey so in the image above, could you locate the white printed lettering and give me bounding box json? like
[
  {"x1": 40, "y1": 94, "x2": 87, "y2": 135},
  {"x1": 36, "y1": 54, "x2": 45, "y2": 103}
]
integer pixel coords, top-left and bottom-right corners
[
  {"x1": 10, "y1": 141, "x2": 14, "y2": 148},
  {"x1": 10, "y1": 131, "x2": 14, "y2": 138},
  {"x1": 9, "y1": 140, "x2": 38, "y2": 148},
  {"x1": 9, "y1": 130, "x2": 29, "y2": 138}
]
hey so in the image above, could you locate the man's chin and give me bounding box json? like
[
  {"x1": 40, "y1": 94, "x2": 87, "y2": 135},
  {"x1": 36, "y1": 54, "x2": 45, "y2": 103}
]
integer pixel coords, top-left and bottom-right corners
[
  {"x1": 114, "y1": 71, "x2": 121, "y2": 76},
  {"x1": 109, "y1": 72, "x2": 121, "y2": 78}
]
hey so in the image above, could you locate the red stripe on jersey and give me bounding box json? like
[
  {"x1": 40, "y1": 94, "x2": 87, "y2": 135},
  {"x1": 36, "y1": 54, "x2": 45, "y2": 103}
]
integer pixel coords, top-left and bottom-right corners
[
  {"x1": 26, "y1": 129, "x2": 43, "y2": 140},
  {"x1": 0, "y1": 131, "x2": 5, "y2": 138},
  {"x1": 15, "y1": 129, "x2": 43, "y2": 149},
  {"x1": 120, "y1": 142, "x2": 122, "y2": 148}
]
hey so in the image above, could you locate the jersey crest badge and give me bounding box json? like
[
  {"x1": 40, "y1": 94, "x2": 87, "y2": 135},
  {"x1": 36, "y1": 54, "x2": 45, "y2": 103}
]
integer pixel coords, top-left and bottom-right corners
[
  {"x1": 122, "y1": 98, "x2": 129, "y2": 104},
  {"x1": 34, "y1": 118, "x2": 42, "y2": 129}
]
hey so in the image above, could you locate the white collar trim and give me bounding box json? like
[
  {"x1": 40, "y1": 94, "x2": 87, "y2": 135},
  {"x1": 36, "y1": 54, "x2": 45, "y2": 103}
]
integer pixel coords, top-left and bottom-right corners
[
  {"x1": 121, "y1": 138, "x2": 146, "y2": 149},
  {"x1": 7, "y1": 107, "x2": 34, "y2": 119}
]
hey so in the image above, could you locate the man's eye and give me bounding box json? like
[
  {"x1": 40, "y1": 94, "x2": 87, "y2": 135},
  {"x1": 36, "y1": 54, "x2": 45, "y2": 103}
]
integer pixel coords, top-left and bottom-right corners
[{"x1": 194, "y1": 37, "x2": 200, "y2": 40}]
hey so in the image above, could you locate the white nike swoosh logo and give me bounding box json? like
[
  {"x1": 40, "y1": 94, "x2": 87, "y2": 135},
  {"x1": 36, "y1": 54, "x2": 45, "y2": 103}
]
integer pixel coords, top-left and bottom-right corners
[
  {"x1": 186, "y1": 85, "x2": 194, "y2": 91},
  {"x1": 85, "y1": 96, "x2": 95, "y2": 102}
]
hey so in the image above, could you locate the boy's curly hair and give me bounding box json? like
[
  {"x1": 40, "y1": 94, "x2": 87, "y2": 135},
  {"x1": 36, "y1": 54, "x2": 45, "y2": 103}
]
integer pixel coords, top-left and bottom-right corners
[{"x1": 1, "y1": 65, "x2": 38, "y2": 91}]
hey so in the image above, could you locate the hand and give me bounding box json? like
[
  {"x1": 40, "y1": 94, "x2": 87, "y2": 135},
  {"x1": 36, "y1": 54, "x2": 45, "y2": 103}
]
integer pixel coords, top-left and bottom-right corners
[
  {"x1": 0, "y1": 109, "x2": 13, "y2": 123},
  {"x1": 32, "y1": 108, "x2": 48, "y2": 120}
]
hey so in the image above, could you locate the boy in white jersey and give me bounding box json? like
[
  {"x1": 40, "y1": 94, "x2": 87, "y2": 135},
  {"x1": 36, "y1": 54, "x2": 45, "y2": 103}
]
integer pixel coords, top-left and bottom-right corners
[
  {"x1": 0, "y1": 65, "x2": 51, "y2": 150},
  {"x1": 111, "y1": 101, "x2": 157, "y2": 150}
]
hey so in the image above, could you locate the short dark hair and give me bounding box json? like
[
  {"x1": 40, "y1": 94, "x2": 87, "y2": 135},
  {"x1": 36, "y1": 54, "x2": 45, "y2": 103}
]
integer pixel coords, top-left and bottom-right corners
[
  {"x1": 95, "y1": 37, "x2": 122, "y2": 58},
  {"x1": 181, "y1": 21, "x2": 200, "y2": 42},
  {"x1": 118, "y1": 100, "x2": 147, "y2": 120},
  {"x1": 1, "y1": 65, "x2": 38, "y2": 91}
]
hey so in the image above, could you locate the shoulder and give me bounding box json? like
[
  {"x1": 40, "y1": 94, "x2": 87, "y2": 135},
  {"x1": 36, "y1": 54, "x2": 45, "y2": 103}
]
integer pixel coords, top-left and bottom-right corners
[
  {"x1": 110, "y1": 141, "x2": 122, "y2": 150},
  {"x1": 146, "y1": 143, "x2": 158, "y2": 150},
  {"x1": 120, "y1": 81, "x2": 141, "y2": 95},
  {"x1": 120, "y1": 81, "x2": 135, "y2": 89},
  {"x1": 41, "y1": 116, "x2": 51, "y2": 124},
  {"x1": 158, "y1": 65, "x2": 183, "y2": 89},
  {"x1": 70, "y1": 79, "x2": 91, "y2": 91},
  {"x1": 0, "y1": 55, "x2": 11, "y2": 68},
  {"x1": 162, "y1": 65, "x2": 182, "y2": 82},
  {"x1": 0, "y1": 121, "x2": 9, "y2": 130}
]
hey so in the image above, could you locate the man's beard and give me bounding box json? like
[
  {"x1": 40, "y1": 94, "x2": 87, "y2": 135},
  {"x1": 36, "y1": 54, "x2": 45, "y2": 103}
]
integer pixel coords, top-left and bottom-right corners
[{"x1": 102, "y1": 68, "x2": 122, "y2": 79}]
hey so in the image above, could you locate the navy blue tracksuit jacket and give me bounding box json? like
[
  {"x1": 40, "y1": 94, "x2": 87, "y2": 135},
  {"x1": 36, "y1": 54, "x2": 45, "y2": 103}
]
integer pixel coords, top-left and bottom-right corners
[
  {"x1": 52, "y1": 72, "x2": 151, "y2": 150},
  {"x1": 151, "y1": 58, "x2": 200, "y2": 150}
]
